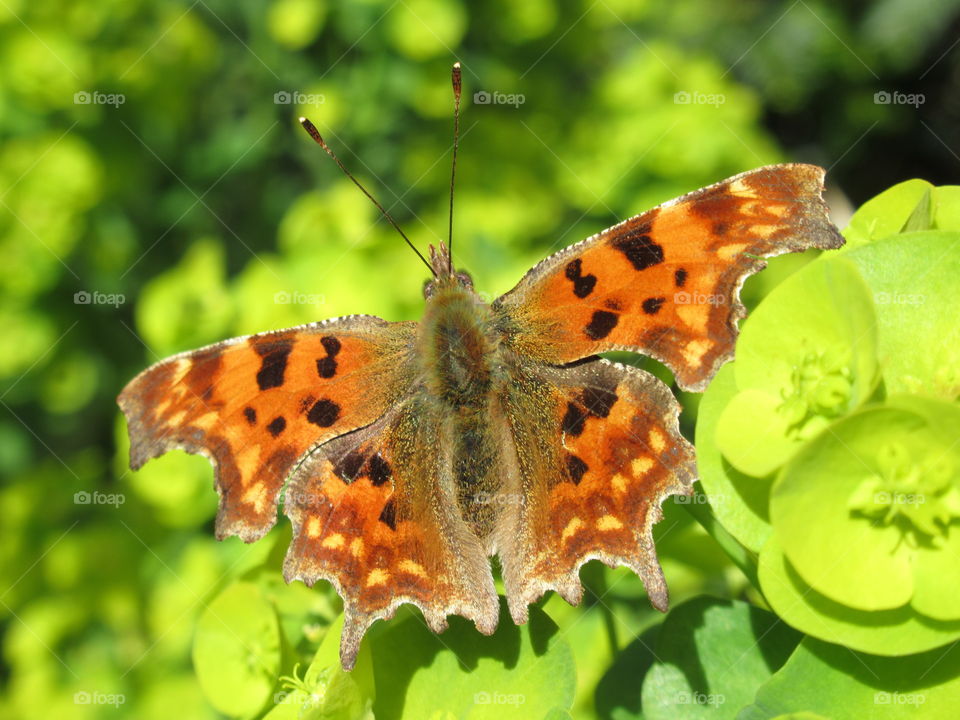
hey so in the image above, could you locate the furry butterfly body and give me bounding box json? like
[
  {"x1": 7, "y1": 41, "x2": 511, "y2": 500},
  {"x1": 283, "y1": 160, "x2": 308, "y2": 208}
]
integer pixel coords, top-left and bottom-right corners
[{"x1": 119, "y1": 163, "x2": 843, "y2": 668}]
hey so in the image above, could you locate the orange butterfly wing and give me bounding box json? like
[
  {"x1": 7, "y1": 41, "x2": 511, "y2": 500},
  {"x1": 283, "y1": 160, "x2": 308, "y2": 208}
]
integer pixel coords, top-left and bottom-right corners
[
  {"x1": 493, "y1": 164, "x2": 843, "y2": 391},
  {"x1": 283, "y1": 395, "x2": 499, "y2": 669},
  {"x1": 118, "y1": 316, "x2": 416, "y2": 542},
  {"x1": 495, "y1": 359, "x2": 696, "y2": 622}
]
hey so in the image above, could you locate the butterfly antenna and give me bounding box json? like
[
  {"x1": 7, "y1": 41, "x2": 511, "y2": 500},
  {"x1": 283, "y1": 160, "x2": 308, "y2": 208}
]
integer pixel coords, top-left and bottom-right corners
[
  {"x1": 299, "y1": 117, "x2": 436, "y2": 277},
  {"x1": 447, "y1": 61, "x2": 462, "y2": 275}
]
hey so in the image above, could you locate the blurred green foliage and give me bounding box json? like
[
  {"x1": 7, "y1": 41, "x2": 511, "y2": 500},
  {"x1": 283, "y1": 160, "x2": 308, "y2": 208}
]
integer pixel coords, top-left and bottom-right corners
[{"x1": 1, "y1": 0, "x2": 959, "y2": 718}]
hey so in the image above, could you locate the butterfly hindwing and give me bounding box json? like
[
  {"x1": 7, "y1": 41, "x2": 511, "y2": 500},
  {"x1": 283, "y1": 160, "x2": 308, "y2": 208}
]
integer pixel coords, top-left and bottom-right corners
[
  {"x1": 117, "y1": 316, "x2": 417, "y2": 542},
  {"x1": 494, "y1": 358, "x2": 696, "y2": 622},
  {"x1": 283, "y1": 393, "x2": 500, "y2": 669},
  {"x1": 493, "y1": 164, "x2": 844, "y2": 391}
]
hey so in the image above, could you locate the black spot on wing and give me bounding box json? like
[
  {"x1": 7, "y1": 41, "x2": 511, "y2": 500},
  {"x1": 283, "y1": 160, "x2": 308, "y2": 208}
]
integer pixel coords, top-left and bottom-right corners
[
  {"x1": 316, "y1": 336, "x2": 341, "y2": 378},
  {"x1": 564, "y1": 258, "x2": 597, "y2": 298},
  {"x1": 243, "y1": 407, "x2": 257, "y2": 425},
  {"x1": 316, "y1": 357, "x2": 337, "y2": 378},
  {"x1": 320, "y1": 336, "x2": 341, "y2": 356},
  {"x1": 581, "y1": 386, "x2": 618, "y2": 418},
  {"x1": 306, "y1": 399, "x2": 340, "y2": 427},
  {"x1": 256, "y1": 345, "x2": 292, "y2": 390},
  {"x1": 674, "y1": 268, "x2": 688, "y2": 287},
  {"x1": 266, "y1": 416, "x2": 286, "y2": 437},
  {"x1": 567, "y1": 454, "x2": 588, "y2": 484},
  {"x1": 367, "y1": 453, "x2": 392, "y2": 487},
  {"x1": 379, "y1": 498, "x2": 397, "y2": 530},
  {"x1": 562, "y1": 402, "x2": 587, "y2": 437},
  {"x1": 611, "y1": 229, "x2": 663, "y2": 271},
  {"x1": 642, "y1": 297, "x2": 666, "y2": 315},
  {"x1": 334, "y1": 450, "x2": 366, "y2": 483},
  {"x1": 585, "y1": 310, "x2": 619, "y2": 340}
]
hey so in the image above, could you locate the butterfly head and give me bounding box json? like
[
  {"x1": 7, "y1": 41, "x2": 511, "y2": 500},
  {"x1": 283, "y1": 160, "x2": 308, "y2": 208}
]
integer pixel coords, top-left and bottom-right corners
[{"x1": 423, "y1": 242, "x2": 475, "y2": 300}]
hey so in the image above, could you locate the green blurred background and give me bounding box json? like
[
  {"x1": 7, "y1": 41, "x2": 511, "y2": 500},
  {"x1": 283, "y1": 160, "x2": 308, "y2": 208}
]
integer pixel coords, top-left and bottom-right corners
[{"x1": 1, "y1": 0, "x2": 958, "y2": 717}]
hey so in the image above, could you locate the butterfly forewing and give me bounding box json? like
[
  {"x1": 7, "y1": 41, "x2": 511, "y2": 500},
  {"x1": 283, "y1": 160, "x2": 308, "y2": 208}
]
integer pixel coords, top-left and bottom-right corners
[
  {"x1": 493, "y1": 164, "x2": 844, "y2": 391},
  {"x1": 118, "y1": 316, "x2": 416, "y2": 542}
]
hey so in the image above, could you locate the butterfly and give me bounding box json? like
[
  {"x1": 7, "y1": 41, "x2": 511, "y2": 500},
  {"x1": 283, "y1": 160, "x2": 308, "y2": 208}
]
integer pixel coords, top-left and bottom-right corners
[{"x1": 118, "y1": 65, "x2": 844, "y2": 669}]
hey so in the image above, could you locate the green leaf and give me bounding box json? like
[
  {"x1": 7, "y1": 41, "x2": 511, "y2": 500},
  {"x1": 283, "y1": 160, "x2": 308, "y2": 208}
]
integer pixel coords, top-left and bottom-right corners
[
  {"x1": 192, "y1": 581, "x2": 282, "y2": 717},
  {"x1": 715, "y1": 388, "x2": 821, "y2": 479},
  {"x1": 900, "y1": 187, "x2": 934, "y2": 231},
  {"x1": 845, "y1": 230, "x2": 960, "y2": 399},
  {"x1": 758, "y1": 536, "x2": 960, "y2": 656},
  {"x1": 842, "y1": 179, "x2": 934, "y2": 249},
  {"x1": 594, "y1": 624, "x2": 662, "y2": 720},
  {"x1": 386, "y1": 0, "x2": 467, "y2": 60},
  {"x1": 641, "y1": 596, "x2": 801, "y2": 720},
  {"x1": 370, "y1": 602, "x2": 575, "y2": 719},
  {"x1": 770, "y1": 407, "x2": 917, "y2": 611},
  {"x1": 695, "y1": 365, "x2": 773, "y2": 553},
  {"x1": 933, "y1": 186, "x2": 960, "y2": 230},
  {"x1": 265, "y1": 614, "x2": 374, "y2": 720},
  {"x1": 739, "y1": 637, "x2": 960, "y2": 719},
  {"x1": 136, "y1": 238, "x2": 234, "y2": 356},
  {"x1": 716, "y1": 257, "x2": 878, "y2": 477},
  {"x1": 266, "y1": 0, "x2": 326, "y2": 50}
]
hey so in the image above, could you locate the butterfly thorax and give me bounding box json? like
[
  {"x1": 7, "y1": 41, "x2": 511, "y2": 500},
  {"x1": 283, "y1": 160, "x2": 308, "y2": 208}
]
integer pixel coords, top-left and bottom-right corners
[{"x1": 418, "y1": 278, "x2": 497, "y2": 409}]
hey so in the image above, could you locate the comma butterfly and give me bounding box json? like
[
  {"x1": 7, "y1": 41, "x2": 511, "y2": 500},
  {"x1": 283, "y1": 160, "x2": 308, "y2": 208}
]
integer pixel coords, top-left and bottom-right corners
[{"x1": 118, "y1": 64, "x2": 843, "y2": 669}]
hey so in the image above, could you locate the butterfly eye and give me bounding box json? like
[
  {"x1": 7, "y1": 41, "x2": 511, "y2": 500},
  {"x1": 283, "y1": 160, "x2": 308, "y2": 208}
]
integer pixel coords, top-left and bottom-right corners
[{"x1": 455, "y1": 271, "x2": 475, "y2": 291}]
